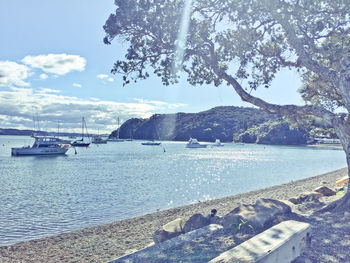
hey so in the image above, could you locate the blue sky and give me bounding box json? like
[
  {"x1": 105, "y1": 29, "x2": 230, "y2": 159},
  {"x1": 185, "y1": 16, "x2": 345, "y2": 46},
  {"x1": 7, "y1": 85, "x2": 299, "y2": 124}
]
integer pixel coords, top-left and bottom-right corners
[{"x1": 0, "y1": 0, "x2": 304, "y2": 134}]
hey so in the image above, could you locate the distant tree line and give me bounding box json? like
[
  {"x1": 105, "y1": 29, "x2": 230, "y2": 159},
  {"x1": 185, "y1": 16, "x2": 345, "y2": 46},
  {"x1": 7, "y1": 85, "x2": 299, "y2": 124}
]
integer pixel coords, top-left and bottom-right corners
[{"x1": 111, "y1": 106, "x2": 333, "y2": 145}]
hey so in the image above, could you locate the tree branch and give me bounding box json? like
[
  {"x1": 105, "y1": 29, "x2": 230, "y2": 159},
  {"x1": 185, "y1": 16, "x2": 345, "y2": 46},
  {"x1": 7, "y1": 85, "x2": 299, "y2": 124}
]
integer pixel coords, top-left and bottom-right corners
[
  {"x1": 190, "y1": 45, "x2": 336, "y2": 125},
  {"x1": 269, "y1": 3, "x2": 339, "y2": 84}
]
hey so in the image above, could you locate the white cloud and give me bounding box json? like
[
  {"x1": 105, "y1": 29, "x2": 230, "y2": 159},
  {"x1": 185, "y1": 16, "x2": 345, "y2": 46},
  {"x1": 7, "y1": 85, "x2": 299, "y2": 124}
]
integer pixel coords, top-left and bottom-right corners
[
  {"x1": 133, "y1": 98, "x2": 187, "y2": 112},
  {"x1": 0, "y1": 61, "x2": 30, "y2": 87},
  {"x1": 38, "y1": 88, "x2": 61, "y2": 94},
  {"x1": 39, "y1": 73, "x2": 48, "y2": 79},
  {"x1": 97, "y1": 74, "x2": 108, "y2": 79},
  {"x1": 73, "y1": 83, "x2": 82, "y2": 88},
  {"x1": 0, "y1": 88, "x2": 185, "y2": 134},
  {"x1": 22, "y1": 54, "x2": 86, "y2": 75},
  {"x1": 97, "y1": 74, "x2": 114, "y2": 82},
  {"x1": 133, "y1": 98, "x2": 167, "y2": 106}
]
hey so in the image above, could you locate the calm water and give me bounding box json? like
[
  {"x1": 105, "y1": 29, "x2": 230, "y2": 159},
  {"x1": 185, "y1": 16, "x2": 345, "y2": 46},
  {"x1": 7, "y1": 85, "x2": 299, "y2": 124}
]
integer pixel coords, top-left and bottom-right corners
[{"x1": 0, "y1": 135, "x2": 346, "y2": 246}]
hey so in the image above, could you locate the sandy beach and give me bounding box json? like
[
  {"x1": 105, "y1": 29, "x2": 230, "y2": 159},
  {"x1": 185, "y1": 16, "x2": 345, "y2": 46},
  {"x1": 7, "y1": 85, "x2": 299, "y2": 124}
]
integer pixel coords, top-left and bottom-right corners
[{"x1": 0, "y1": 167, "x2": 348, "y2": 263}]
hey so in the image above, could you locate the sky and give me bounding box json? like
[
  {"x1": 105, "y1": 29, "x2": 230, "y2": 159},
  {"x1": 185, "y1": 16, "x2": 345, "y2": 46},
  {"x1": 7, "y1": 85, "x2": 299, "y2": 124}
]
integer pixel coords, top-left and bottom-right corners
[{"x1": 0, "y1": 0, "x2": 304, "y2": 134}]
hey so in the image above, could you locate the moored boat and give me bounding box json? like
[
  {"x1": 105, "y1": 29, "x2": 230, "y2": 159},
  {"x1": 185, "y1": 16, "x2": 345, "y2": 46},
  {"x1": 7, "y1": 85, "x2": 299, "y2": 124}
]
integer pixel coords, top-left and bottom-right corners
[
  {"x1": 71, "y1": 117, "x2": 91, "y2": 147},
  {"x1": 92, "y1": 135, "x2": 108, "y2": 144},
  {"x1": 108, "y1": 117, "x2": 124, "y2": 142},
  {"x1": 141, "y1": 140, "x2": 161, "y2": 146},
  {"x1": 71, "y1": 139, "x2": 90, "y2": 147},
  {"x1": 11, "y1": 135, "x2": 69, "y2": 156},
  {"x1": 185, "y1": 138, "x2": 207, "y2": 148},
  {"x1": 212, "y1": 139, "x2": 224, "y2": 147}
]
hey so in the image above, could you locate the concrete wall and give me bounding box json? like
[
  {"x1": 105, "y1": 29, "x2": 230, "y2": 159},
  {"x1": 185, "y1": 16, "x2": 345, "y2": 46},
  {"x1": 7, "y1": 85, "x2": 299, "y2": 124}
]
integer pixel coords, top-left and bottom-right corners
[{"x1": 209, "y1": 220, "x2": 311, "y2": 263}]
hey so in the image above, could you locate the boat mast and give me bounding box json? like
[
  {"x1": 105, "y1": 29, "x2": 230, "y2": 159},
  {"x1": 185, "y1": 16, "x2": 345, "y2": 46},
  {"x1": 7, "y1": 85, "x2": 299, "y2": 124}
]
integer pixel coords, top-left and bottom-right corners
[
  {"x1": 117, "y1": 117, "x2": 120, "y2": 139},
  {"x1": 36, "y1": 112, "x2": 40, "y2": 132},
  {"x1": 82, "y1": 117, "x2": 84, "y2": 138}
]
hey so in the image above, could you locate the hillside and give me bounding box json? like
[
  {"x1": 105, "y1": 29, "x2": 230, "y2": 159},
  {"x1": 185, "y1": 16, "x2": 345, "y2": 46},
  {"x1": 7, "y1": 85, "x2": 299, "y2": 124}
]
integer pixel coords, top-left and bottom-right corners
[{"x1": 112, "y1": 106, "x2": 284, "y2": 143}]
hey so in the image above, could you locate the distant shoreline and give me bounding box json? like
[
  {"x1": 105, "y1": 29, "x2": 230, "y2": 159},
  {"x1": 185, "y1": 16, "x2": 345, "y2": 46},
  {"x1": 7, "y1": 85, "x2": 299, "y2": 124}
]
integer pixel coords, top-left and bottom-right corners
[
  {"x1": 0, "y1": 167, "x2": 347, "y2": 263},
  {"x1": 306, "y1": 143, "x2": 343, "y2": 150},
  {"x1": 1, "y1": 133, "x2": 344, "y2": 149}
]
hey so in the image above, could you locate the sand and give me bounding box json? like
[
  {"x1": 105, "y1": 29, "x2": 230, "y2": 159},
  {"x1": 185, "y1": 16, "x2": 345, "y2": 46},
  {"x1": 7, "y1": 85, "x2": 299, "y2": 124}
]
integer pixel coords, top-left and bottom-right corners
[{"x1": 0, "y1": 167, "x2": 347, "y2": 263}]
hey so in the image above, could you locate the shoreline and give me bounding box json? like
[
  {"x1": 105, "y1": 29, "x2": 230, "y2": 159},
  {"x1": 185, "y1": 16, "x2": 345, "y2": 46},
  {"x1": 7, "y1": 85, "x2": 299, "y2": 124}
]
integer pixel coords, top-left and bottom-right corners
[{"x1": 0, "y1": 167, "x2": 347, "y2": 263}]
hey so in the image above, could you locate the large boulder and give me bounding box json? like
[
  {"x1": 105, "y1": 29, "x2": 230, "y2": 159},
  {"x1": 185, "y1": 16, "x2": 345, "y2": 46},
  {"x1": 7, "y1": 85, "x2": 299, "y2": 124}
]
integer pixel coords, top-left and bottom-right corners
[
  {"x1": 208, "y1": 215, "x2": 223, "y2": 225},
  {"x1": 152, "y1": 218, "x2": 184, "y2": 243},
  {"x1": 222, "y1": 199, "x2": 291, "y2": 232},
  {"x1": 222, "y1": 204, "x2": 255, "y2": 230},
  {"x1": 183, "y1": 214, "x2": 210, "y2": 233}
]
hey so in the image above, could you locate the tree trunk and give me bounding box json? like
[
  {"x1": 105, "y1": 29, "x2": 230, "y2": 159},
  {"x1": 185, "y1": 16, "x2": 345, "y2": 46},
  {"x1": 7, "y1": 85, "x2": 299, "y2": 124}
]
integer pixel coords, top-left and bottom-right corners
[{"x1": 318, "y1": 119, "x2": 350, "y2": 212}]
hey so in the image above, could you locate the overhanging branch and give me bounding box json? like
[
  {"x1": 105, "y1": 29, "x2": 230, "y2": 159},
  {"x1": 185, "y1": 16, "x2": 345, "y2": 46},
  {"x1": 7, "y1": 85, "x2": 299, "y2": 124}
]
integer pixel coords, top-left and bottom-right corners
[{"x1": 219, "y1": 68, "x2": 334, "y2": 125}]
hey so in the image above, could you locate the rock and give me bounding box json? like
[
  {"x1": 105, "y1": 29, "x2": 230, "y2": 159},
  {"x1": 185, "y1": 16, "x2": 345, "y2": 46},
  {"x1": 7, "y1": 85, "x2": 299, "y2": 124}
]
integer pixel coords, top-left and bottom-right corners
[
  {"x1": 222, "y1": 199, "x2": 291, "y2": 232},
  {"x1": 246, "y1": 199, "x2": 291, "y2": 230},
  {"x1": 289, "y1": 197, "x2": 301, "y2": 205},
  {"x1": 152, "y1": 229, "x2": 170, "y2": 243},
  {"x1": 222, "y1": 210, "x2": 246, "y2": 230},
  {"x1": 152, "y1": 218, "x2": 184, "y2": 243},
  {"x1": 208, "y1": 215, "x2": 223, "y2": 225},
  {"x1": 289, "y1": 192, "x2": 322, "y2": 204},
  {"x1": 314, "y1": 186, "x2": 336, "y2": 196},
  {"x1": 162, "y1": 218, "x2": 184, "y2": 233},
  {"x1": 335, "y1": 186, "x2": 344, "y2": 192},
  {"x1": 255, "y1": 198, "x2": 291, "y2": 214},
  {"x1": 183, "y1": 214, "x2": 210, "y2": 233}
]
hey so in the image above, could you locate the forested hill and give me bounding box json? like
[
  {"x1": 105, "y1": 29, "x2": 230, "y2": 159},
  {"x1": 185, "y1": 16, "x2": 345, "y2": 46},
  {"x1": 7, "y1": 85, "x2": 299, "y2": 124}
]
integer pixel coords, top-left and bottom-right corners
[{"x1": 112, "y1": 106, "x2": 288, "y2": 143}]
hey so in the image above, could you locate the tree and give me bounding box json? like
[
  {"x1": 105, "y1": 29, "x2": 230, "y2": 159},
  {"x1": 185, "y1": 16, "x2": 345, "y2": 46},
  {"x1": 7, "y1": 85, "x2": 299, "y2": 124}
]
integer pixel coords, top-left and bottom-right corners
[{"x1": 103, "y1": 0, "x2": 350, "y2": 211}]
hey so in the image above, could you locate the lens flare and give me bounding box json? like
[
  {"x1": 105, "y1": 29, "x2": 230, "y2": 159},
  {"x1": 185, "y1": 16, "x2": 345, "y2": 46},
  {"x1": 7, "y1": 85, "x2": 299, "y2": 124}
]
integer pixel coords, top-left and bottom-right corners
[{"x1": 172, "y1": 0, "x2": 192, "y2": 76}]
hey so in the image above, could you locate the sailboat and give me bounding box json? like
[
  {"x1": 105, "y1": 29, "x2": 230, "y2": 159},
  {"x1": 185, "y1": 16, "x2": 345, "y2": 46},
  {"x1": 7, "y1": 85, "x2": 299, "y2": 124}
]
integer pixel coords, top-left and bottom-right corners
[
  {"x1": 70, "y1": 117, "x2": 91, "y2": 147},
  {"x1": 108, "y1": 117, "x2": 124, "y2": 142}
]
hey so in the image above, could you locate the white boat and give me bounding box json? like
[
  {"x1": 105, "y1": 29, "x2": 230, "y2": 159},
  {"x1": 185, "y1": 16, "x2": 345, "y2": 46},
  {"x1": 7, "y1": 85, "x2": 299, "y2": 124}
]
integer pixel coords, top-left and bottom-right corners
[
  {"x1": 212, "y1": 139, "x2": 224, "y2": 147},
  {"x1": 92, "y1": 135, "x2": 108, "y2": 144},
  {"x1": 11, "y1": 135, "x2": 69, "y2": 156},
  {"x1": 185, "y1": 138, "x2": 207, "y2": 148}
]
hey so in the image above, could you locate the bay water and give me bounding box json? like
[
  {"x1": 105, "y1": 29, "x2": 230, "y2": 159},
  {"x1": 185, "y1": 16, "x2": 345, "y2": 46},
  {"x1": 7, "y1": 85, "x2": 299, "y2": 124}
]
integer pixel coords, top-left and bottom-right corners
[{"x1": 0, "y1": 135, "x2": 346, "y2": 246}]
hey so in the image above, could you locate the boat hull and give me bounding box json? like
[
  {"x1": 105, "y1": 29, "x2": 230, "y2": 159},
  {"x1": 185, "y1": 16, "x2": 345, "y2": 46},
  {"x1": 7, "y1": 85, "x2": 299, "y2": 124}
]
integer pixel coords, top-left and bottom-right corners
[
  {"x1": 142, "y1": 142, "x2": 161, "y2": 145},
  {"x1": 11, "y1": 147, "x2": 68, "y2": 156},
  {"x1": 71, "y1": 142, "x2": 90, "y2": 147}
]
